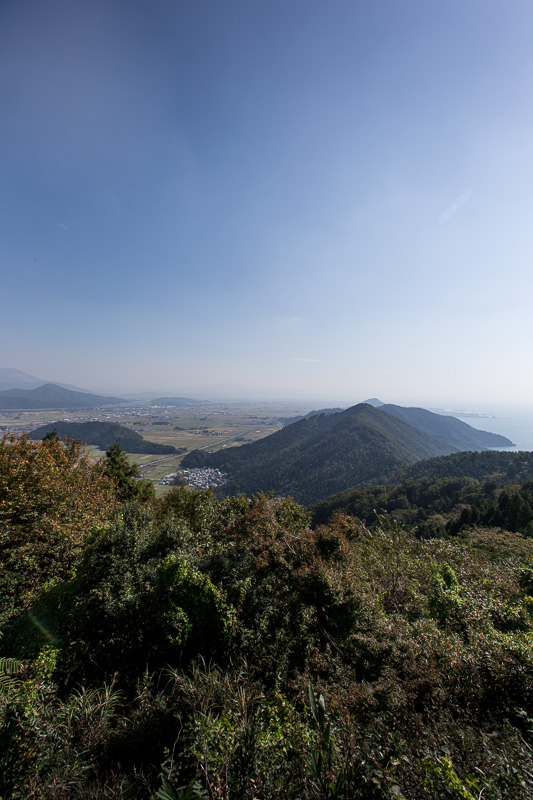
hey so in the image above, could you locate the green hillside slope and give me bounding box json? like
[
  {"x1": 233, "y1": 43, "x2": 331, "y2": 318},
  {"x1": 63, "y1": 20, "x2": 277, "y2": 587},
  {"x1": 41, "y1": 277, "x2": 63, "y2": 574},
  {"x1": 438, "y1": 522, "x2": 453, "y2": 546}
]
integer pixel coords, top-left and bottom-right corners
[
  {"x1": 397, "y1": 449, "x2": 533, "y2": 484},
  {"x1": 381, "y1": 404, "x2": 514, "y2": 450},
  {"x1": 312, "y1": 450, "x2": 533, "y2": 529},
  {"x1": 182, "y1": 403, "x2": 457, "y2": 504}
]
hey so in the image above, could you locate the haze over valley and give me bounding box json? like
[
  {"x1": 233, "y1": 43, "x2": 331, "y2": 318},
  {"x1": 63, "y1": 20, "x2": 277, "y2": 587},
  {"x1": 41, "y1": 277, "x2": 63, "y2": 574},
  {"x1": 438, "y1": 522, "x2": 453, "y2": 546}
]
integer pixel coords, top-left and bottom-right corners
[{"x1": 0, "y1": 366, "x2": 523, "y2": 503}]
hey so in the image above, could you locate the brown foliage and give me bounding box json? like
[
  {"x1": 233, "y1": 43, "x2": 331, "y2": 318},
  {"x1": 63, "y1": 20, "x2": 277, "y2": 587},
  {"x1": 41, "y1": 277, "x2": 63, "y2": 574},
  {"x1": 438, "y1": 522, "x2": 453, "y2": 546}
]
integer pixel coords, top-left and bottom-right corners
[{"x1": 0, "y1": 433, "x2": 116, "y2": 619}]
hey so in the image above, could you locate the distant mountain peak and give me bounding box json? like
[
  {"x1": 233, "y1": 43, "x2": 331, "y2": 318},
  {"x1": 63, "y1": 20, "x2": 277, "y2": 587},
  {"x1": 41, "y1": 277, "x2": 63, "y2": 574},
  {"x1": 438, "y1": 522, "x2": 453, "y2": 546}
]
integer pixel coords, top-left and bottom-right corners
[
  {"x1": 0, "y1": 383, "x2": 123, "y2": 409},
  {"x1": 0, "y1": 367, "x2": 94, "y2": 394},
  {"x1": 0, "y1": 367, "x2": 41, "y2": 382},
  {"x1": 150, "y1": 396, "x2": 204, "y2": 406},
  {"x1": 182, "y1": 400, "x2": 515, "y2": 506}
]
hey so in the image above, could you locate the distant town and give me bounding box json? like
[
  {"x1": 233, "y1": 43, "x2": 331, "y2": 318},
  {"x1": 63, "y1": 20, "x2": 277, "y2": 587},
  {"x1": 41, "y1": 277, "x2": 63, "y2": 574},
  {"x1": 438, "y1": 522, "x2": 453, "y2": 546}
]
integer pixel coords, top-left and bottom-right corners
[{"x1": 159, "y1": 468, "x2": 228, "y2": 489}]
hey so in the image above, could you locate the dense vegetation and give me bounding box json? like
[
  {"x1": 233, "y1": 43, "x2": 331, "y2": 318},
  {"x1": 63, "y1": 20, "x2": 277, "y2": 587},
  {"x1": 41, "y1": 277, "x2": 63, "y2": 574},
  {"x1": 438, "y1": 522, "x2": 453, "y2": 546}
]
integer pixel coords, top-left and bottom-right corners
[
  {"x1": 2, "y1": 432, "x2": 533, "y2": 797},
  {"x1": 282, "y1": 405, "x2": 512, "y2": 449},
  {"x1": 312, "y1": 451, "x2": 533, "y2": 536},
  {"x1": 0, "y1": 433, "x2": 115, "y2": 626},
  {"x1": 29, "y1": 421, "x2": 183, "y2": 455},
  {"x1": 397, "y1": 449, "x2": 533, "y2": 484},
  {"x1": 183, "y1": 404, "x2": 457, "y2": 504},
  {"x1": 312, "y1": 474, "x2": 533, "y2": 537}
]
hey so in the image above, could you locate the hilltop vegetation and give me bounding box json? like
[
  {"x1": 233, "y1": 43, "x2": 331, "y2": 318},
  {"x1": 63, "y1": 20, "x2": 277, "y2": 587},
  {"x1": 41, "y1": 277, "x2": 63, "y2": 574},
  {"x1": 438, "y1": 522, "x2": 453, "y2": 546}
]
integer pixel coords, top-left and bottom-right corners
[
  {"x1": 0, "y1": 434, "x2": 116, "y2": 625},
  {"x1": 312, "y1": 450, "x2": 533, "y2": 541},
  {"x1": 282, "y1": 407, "x2": 344, "y2": 426},
  {"x1": 397, "y1": 449, "x2": 533, "y2": 483},
  {"x1": 29, "y1": 420, "x2": 183, "y2": 455},
  {"x1": 283, "y1": 404, "x2": 512, "y2": 450},
  {"x1": 2, "y1": 432, "x2": 533, "y2": 798}
]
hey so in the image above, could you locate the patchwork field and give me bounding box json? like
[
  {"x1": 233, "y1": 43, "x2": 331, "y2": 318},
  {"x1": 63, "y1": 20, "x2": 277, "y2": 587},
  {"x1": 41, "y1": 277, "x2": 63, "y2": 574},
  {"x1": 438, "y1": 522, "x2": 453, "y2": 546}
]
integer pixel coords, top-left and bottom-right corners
[{"x1": 0, "y1": 400, "x2": 311, "y2": 493}]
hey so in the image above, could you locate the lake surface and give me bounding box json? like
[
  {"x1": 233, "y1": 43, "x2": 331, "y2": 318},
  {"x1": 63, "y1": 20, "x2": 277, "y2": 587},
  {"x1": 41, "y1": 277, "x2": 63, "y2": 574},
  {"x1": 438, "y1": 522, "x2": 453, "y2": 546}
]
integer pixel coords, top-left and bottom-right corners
[{"x1": 436, "y1": 405, "x2": 533, "y2": 452}]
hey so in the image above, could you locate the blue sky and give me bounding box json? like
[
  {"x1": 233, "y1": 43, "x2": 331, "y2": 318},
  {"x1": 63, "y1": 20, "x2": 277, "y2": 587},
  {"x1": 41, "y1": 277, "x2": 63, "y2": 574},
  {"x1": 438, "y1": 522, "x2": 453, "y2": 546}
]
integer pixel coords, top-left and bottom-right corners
[{"x1": 2, "y1": 0, "x2": 533, "y2": 405}]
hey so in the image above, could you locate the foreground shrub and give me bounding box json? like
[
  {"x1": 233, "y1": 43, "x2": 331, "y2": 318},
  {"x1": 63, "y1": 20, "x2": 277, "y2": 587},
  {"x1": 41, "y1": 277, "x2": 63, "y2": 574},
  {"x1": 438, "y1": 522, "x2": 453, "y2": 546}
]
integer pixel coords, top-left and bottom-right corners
[
  {"x1": 3, "y1": 479, "x2": 533, "y2": 797},
  {"x1": 11, "y1": 504, "x2": 237, "y2": 683},
  {"x1": 0, "y1": 433, "x2": 115, "y2": 624}
]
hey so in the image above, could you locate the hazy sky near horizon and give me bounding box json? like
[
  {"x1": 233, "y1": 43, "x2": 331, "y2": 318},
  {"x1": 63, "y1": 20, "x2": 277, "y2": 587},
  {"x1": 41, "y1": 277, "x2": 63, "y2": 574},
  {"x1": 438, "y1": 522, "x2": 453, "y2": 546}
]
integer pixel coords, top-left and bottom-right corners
[{"x1": 2, "y1": 0, "x2": 533, "y2": 405}]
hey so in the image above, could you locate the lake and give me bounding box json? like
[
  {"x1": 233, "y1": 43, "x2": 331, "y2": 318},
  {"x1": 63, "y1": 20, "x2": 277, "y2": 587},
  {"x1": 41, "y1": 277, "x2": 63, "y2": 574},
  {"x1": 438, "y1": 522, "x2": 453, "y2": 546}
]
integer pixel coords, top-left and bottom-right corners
[{"x1": 436, "y1": 405, "x2": 533, "y2": 452}]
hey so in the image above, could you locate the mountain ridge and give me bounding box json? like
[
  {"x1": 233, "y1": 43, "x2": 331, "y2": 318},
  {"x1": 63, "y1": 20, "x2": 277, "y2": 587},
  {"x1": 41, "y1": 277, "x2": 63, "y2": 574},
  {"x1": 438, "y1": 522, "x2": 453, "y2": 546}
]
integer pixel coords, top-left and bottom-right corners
[
  {"x1": 380, "y1": 403, "x2": 513, "y2": 450},
  {"x1": 182, "y1": 403, "x2": 459, "y2": 504},
  {"x1": 0, "y1": 368, "x2": 95, "y2": 394},
  {"x1": 150, "y1": 396, "x2": 204, "y2": 406},
  {"x1": 0, "y1": 384, "x2": 123, "y2": 409},
  {"x1": 182, "y1": 402, "x2": 515, "y2": 504}
]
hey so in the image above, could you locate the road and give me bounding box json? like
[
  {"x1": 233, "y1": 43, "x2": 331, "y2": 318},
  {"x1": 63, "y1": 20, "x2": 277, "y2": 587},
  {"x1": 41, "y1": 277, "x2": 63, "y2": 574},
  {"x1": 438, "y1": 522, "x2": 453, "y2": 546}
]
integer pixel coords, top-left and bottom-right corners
[{"x1": 139, "y1": 428, "x2": 258, "y2": 480}]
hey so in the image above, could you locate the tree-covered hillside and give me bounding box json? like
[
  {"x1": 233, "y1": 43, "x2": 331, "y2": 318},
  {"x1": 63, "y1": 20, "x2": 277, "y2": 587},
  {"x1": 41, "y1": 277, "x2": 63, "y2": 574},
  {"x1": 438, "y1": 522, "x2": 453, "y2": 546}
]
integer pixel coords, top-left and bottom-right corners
[
  {"x1": 183, "y1": 404, "x2": 516, "y2": 505},
  {"x1": 29, "y1": 421, "x2": 182, "y2": 454},
  {"x1": 182, "y1": 403, "x2": 457, "y2": 504},
  {"x1": 380, "y1": 404, "x2": 513, "y2": 450},
  {"x1": 312, "y1": 451, "x2": 533, "y2": 535},
  {"x1": 282, "y1": 407, "x2": 344, "y2": 426},
  {"x1": 397, "y1": 449, "x2": 533, "y2": 484}
]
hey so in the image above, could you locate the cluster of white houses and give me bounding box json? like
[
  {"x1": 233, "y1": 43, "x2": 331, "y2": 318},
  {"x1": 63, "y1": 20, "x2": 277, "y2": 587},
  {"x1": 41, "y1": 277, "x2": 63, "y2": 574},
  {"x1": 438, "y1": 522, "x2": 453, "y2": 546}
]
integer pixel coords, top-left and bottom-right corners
[
  {"x1": 182, "y1": 468, "x2": 228, "y2": 489},
  {"x1": 159, "y1": 467, "x2": 228, "y2": 489}
]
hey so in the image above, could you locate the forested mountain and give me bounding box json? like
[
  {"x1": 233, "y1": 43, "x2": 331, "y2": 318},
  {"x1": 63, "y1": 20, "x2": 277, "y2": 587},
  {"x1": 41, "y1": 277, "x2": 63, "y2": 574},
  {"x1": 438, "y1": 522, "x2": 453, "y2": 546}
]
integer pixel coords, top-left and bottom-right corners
[
  {"x1": 182, "y1": 403, "x2": 459, "y2": 504},
  {"x1": 381, "y1": 403, "x2": 513, "y2": 450},
  {"x1": 183, "y1": 402, "x2": 515, "y2": 505},
  {"x1": 0, "y1": 383, "x2": 123, "y2": 409},
  {"x1": 283, "y1": 402, "x2": 512, "y2": 447},
  {"x1": 397, "y1": 449, "x2": 533, "y2": 484},
  {"x1": 312, "y1": 450, "x2": 533, "y2": 534},
  {"x1": 29, "y1": 421, "x2": 181, "y2": 454},
  {"x1": 312, "y1": 475, "x2": 492, "y2": 528}
]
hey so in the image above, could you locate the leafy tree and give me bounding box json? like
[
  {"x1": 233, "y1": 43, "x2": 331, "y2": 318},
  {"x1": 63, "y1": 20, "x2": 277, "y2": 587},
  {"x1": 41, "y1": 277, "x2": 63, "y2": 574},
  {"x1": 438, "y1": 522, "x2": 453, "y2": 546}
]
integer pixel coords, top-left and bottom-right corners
[
  {"x1": 17, "y1": 504, "x2": 237, "y2": 681},
  {"x1": 0, "y1": 433, "x2": 115, "y2": 623},
  {"x1": 103, "y1": 440, "x2": 155, "y2": 501}
]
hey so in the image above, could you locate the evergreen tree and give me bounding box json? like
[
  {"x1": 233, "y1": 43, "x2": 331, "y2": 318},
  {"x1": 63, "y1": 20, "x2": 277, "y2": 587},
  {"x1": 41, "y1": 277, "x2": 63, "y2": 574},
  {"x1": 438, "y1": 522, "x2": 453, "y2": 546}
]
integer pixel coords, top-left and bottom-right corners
[{"x1": 103, "y1": 441, "x2": 155, "y2": 501}]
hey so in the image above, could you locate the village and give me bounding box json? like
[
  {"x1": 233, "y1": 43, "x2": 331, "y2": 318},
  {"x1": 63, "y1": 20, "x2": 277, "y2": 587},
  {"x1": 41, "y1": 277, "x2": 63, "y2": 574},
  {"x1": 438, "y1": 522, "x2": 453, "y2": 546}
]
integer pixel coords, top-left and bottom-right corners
[{"x1": 159, "y1": 467, "x2": 228, "y2": 489}]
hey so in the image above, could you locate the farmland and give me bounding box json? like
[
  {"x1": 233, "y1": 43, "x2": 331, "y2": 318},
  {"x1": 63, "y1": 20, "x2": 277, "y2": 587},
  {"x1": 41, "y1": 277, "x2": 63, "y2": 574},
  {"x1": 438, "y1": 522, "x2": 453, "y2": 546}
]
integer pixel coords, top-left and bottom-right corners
[{"x1": 0, "y1": 400, "x2": 309, "y2": 492}]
